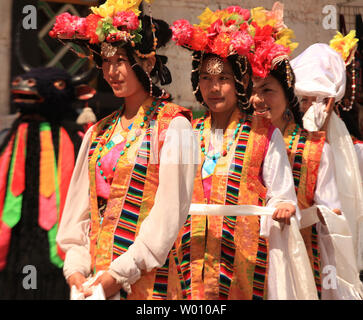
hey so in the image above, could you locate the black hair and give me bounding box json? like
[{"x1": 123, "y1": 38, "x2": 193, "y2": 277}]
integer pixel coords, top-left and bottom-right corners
[
  {"x1": 125, "y1": 15, "x2": 173, "y2": 99},
  {"x1": 191, "y1": 51, "x2": 254, "y2": 114},
  {"x1": 269, "y1": 59, "x2": 303, "y2": 128}
]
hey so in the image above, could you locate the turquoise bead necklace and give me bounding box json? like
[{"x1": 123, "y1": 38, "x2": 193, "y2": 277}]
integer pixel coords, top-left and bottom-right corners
[
  {"x1": 199, "y1": 113, "x2": 244, "y2": 160},
  {"x1": 96, "y1": 100, "x2": 162, "y2": 181},
  {"x1": 288, "y1": 124, "x2": 299, "y2": 150}
]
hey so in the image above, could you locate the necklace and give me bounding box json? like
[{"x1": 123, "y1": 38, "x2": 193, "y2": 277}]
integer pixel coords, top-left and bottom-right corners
[
  {"x1": 96, "y1": 100, "x2": 162, "y2": 181},
  {"x1": 287, "y1": 124, "x2": 299, "y2": 150},
  {"x1": 199, "y1": 113, "x2": 244, "y2": 160},
  {"x1": 343, "y1": 57, "x2": 356, "y2": 112}
]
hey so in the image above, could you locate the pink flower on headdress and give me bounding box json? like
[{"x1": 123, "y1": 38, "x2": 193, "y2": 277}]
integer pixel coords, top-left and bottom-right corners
[
  {"x1": 231, "y1": 31, "x2": 253, "y2": 56},
  {"x1": 113, "y1": 11, "x2": 139, "y2": 31},
  {"x1": 249, "y1": 39, "x2": 290, "y2": 78},
  {"x1": 226, "y1": 6, "x2": 251, "y2": 21},
  {"x1": 74, "y1": 17, "x2": 87, "y2": 38},
  {"x1": 52, "y1": 12, "x2": 79, "y2": 38},
  {"x1": 270, "y1": 1, "x2": 287, "y2": 32},
  {"x1": 171, "y1": 19, "x2": 194, "y2": 46}
]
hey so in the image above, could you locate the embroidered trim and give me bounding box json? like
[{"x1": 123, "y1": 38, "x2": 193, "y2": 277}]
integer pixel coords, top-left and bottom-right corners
[
  {"x1": 219, "y1": 114, "x2": 252, "y2": 299},
  {"x1": 312, "y1": 225, "x2": 322, "y2": 299},
  {"x1": 112, "y1": 104, "x2": 163, "y2": 258}
]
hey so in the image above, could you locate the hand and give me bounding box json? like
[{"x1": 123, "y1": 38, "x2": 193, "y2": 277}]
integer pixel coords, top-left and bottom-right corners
[
  {"x1": 272, "y1": 203, "x2": 296, "y2": 226},
  {"x1": 67, "y1": 272, "x2": 88, "y2": 292},
  {"x1": 317, "y1": 208, "x2": 342, "y2": 226},
  {"x1": 91, "y1": 271, "x2": 123, "y2": 299}
]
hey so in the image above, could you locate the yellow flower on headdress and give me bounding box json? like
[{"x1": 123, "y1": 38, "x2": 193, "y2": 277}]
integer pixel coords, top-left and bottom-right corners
[
  {"x1": 276, "y1": 28, "x2": 299, "y2": 53},
  {"x1": 251, "y1": 6, "x2": 276, "y2": 28},
  {"x1": 197, "y1": 7, "x2": 233, "y2": 30},
  {"x1": 330, "y1": 30, "x2": 359, "y2": 63},
  {"x1": 91, "y1": 0, "x2": 143, "y2": 17},
  {"x1": 251, "y1": 2, "x2": 287, "y2": 31}
]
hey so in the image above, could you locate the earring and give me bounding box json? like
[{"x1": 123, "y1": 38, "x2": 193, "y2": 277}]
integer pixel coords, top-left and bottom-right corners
[
  {"x1": 283, "y1": 108, "x2": 293, "y2": 122},
  {"x1": 145, "y1": 71, "x2": 153, "y2": 96}
]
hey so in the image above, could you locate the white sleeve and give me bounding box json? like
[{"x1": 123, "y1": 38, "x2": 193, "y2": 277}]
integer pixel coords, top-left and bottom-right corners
[
  {"x1": 314, "y1": 142, "x2": 342, "y2": 210},
  {"x1": 262, "y1": 128, "x2": 300, "y2": 220},
  {"x1": 56, "y1": 126, "x2": 93, "y2": 279},
  {"x1": 108, "y1": 116, "x2": 198, "y2": 284}
]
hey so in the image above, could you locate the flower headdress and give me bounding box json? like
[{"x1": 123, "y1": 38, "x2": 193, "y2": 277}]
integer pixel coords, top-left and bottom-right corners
[
  {"x1": 330, "y1": 30, "x2": 359, "y2": 112},
  {"x1": 49, "y1": 0, "x2": 156, "y2": 59},
  {"x1": 329, "y1": 30, "x2": 359, "y2": 66},
  {"x1": 248, "y1": 2, "x2": 298, "y2": 79},
  {"x1": 171, "y1": 2, "x2": 298, "y2": 79},
  {"x1": 171, "y1": 6, "x2": 253, "y2": 59}
]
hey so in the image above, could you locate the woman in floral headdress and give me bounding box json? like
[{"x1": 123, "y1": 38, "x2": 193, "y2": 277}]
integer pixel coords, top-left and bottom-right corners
[
  {"x1": 50, "y1": 0, "x2": 198, "y2": 300},
  {"x1": 171, "y1": 2, "x2": 317, "y2": 300},
  {"x1": 251, "y1": 10, "x2": 363, "y2": 299}
]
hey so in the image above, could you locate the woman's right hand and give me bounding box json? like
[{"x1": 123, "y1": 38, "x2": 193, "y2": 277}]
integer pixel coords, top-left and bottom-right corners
[{"x1": 67, "y1": 272, "x2": 87, "y2": 292}]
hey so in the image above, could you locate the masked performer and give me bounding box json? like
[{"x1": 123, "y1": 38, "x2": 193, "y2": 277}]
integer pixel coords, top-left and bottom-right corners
[{"x1": 0, "y1": 65, "x2": 95, "y2": 299}]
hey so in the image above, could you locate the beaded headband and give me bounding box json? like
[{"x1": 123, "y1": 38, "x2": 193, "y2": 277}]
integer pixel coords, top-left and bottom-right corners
[{"x1": 49, "y1": 0, "x2": 157, "y2": 60}]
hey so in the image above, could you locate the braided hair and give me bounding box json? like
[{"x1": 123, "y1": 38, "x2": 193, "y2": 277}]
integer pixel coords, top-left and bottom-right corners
[
  {"x1": 191, "y1": 51, "x2": 254, "y2": 114},
  {"x1": 124, "y1": 15, "x2": 173, "y2": 99},
  {"x1": 269, "y1": 59, "x2": 303, "y2": 127}
]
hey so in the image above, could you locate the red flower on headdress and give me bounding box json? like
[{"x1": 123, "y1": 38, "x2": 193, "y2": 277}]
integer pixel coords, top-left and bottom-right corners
[
  {"x1": 171, "y1": 19, "x2": 194, "y2": 46},
  {"x1": 253, "y1": 23, "x2": 274, "y2": 46},
  {"x1": 189, "y1": 27, "x2": 208, "y2": 51},
  {"x1": 51, "y1": 12, "x2": 80, "y2": 38},
  {"x1": 113, "y1": 11, "x2": 139, "y2": 31},
  {"x1": 231, "y1": 31, "x2": 253, "y2": 56},
  {"x1": 85, "y1": 14, "x2": 102, "y2": 44},
  {"x1": 226, "y1": 6, "x2": 251, "y2": 21},
  {"x1": 239, "y1": 22, "x2": 249, "y2": 31},
  {"x1": 207, "y1": 19, "x2": 223, "y2": 38},
  {"x1": 210, "y1": 32, "x2": 231, "y2": 58},
  {"x1": 249, "y1": 38, "x2": 290, "y2": 78}
]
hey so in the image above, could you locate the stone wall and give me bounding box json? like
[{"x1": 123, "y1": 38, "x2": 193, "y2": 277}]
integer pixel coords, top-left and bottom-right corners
[{"x1": 0, "y1": 0, "x2": 12, "y2": 122}]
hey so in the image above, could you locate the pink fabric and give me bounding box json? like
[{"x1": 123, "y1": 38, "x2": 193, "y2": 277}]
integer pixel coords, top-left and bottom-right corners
[
  {"x1": 0, "y1": 222, "x2": 11, "y2": 270},
  {"x1": 38, "y1": 193, "x2": 58, "y2": 231},
  {"x1": 203, "y1": 175, "x2": 213, "y2": 203},
  {"x1": 96, "y1": 140, "x2": 126, "y2": 199}
]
